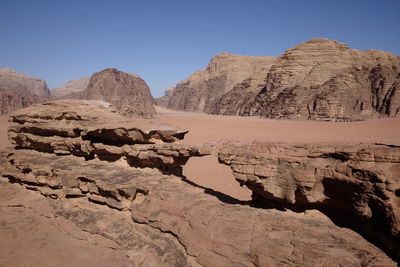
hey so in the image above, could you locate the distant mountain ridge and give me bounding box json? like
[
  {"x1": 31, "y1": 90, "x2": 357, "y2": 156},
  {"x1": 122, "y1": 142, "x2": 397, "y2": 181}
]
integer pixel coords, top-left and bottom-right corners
[
  {"x1": 51, "y1": 77, "x2": 89, "y2": 98},
  {"x1": 167, "y1": 38, "x2": 400, "y2": 121}
]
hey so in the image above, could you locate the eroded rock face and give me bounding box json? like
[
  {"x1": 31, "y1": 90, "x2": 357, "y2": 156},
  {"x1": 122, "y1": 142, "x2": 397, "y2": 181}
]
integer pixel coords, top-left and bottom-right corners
[
  {"x1": 1, "y1": 149, "x2": 395, "y2": 266},
  {"x1": 213, "y1": 38, "x2": 400, "y2": 120},
  {"x1": 167, "y1": 53, "x2": 275, "y2": 112},
  {"x1": 0, "y1": 88, "x2": 45, "y2": 115},
  {"x1": 0, "y1": 68, "x2": 50, "y2": 97},
  {"x1": 8, "y1": 100, "x2": 198, "y2": 176},
  {"x1": 51, "y1": 77, "x2": 89, "y2": 98},
  {"x1": 218, "y1": 141, "x2": 400, "y2": 259},
  {"x1": 86, "y1": 68, "x2": 156, "y2": 118},
  {"x1": 0, "y1": 68, "x2": 50, "y2": 114}
]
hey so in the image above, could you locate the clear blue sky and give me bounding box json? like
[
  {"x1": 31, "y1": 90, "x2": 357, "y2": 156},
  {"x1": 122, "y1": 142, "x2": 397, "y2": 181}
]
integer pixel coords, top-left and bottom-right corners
[{"x1": 1, "y1": 0, "x2": 399, "y2": 97}]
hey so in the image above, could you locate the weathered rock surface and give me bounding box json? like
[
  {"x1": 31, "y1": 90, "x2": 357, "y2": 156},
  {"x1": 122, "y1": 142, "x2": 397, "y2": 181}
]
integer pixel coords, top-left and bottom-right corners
[
  {"x1": 167, "y1": 53, "x2": 275, "y2": 112},
  {"x1": 8, "y1": 100, "x2": 197, "y2": 176},
  {"x1": 51, "y1": 77, "x2": 89, "y2": 98},
  {"x1": 86, "y1": 68, "x2": 156, "y2": 118},
  {"x1": 218, "y1": 141, "x2": 400, "y2": 259},
  {"x1": 0, "y1": 68, "x2": 50, "y2": 114},
  {"x1": 0, "y1": 88, "x2": 45, "y2": 115},
  {"x1": 212, "y1": 38, "x2": 400, "y2": 120},
  {"x1": 155, "y1": 86, "x2": 175, "y2": 107},
  {"x1": 1, "y1": 149, "x2": 395, "y2": 266},
  {"x1": 0, "y1": 68, "x2": 50, "y2": 97}
]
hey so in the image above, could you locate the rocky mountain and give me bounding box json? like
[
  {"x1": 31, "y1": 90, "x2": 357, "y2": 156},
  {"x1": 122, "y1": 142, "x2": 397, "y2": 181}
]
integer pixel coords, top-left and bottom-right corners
[
  {"x1": 51, "y1": 77, "x2": 89, "y2": 98},
  {"x1": 86, "y1": 68, "x2": 156, "y2": 118},
  {"x1": 155, "y1": 86, "x2": 175, "y2": 107},
  {"x1": 0, "y1": 68, "x2": 49, "y2": 114},
  {"x1": 0, "y1": 68, "x2": 50, "y2": 97},
  {"x1": 0, "y1": 88, "x2": 45, "y2": 115},
  {"x1": 167, "y1": 53, "x2": 275, "y2": 112},
  {"x1": 1, "y1": 99, "x2": 397, "y2": 265},
  {"x1": 211, "y1": 38, "x2": 400, "y2": 120}
]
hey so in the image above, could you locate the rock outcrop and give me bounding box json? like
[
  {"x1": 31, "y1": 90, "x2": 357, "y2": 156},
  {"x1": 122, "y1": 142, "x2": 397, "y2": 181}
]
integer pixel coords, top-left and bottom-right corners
[
  {"x1": 8, "y1": 100, "x2": 196, "y2": 176},
  {"x1": 0, "y1": 68, "x2": 50, "y2": 114},
  {"x1": 212, "y1": 38, "x2": 400, "y2": 120},
  {"x1": 0, "y1": 88, "x2": 45, "y2": 115},
  {"x1": 1, "y1": 148, "x2": 396, "y2": 266},
  {"x1": 167, "y1": 53, "x2": 275, "y2": 112},
  {"x1": 0, "y1": 68, "x2": 50, "y2": 97},
  {"x1": 86, "y1": 68, "x2": 156, "y2": 118},
  {"x1": 218, "y1": 141, "x2": 400, "y2": 259},
  {"x1": 51, "y1": 77, "x2": 89, "y2": 98},
  {"x1": 155, "y1": 86, "x2": 175, "y2": 107},
  {"x1": 1, "y1": 99, "x2": 398, "y2": 265}
]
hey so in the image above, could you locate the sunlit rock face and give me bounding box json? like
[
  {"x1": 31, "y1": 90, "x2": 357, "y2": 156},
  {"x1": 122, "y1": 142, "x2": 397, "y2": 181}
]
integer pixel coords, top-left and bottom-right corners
[{"x1": 86, "y1": 68, "x2": 156, "y2": 118}]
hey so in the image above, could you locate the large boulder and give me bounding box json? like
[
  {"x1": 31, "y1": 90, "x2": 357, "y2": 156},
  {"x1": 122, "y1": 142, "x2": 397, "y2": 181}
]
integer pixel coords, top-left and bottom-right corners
[
  {"x1": 167, "y1": 53, "x2": 275, "y2": 112},
  {"x1": 86, "y1": 68, "x2": 156, "y2": 118}
]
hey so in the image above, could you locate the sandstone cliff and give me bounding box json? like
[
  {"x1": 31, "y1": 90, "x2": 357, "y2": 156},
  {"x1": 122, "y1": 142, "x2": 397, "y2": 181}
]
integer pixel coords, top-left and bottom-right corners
[
  {"x1": 0, "y1": 68, "x2": 50, "y2": 97},
  {"x1": 167, "y1": 53, "x2": 275, "y2": 112},
  {"x1": 86, "y1": 68, "x2": 156, "y2": 118},
  {"x1": 51, "y1": 77, "x2": 89, "y2": 98},
  {"x1": 212, "y1": 38, "x2": 400, "y2": 120}
]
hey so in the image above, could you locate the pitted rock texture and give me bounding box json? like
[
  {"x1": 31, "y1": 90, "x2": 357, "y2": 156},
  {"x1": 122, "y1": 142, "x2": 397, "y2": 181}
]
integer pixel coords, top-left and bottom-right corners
[
  {"x1": 51, "y1": 77, "x2": 89, "y2": 98},
  {"x1": 1, "y1": 149, "x2": 395, "y2": 266},
  {"x1": 218, "y1": 142, "x2": 400, "y2": 259},
  {"x1": 213, "y1": 38, "x2": 400, "y2": 120},
  {"x1": 167, "y1": 52, "x2": 275, "y2": 112},
  {"x1": 8, "y1": 100, "x2": 200, "y2": 176},
  {"x1": 0, "y1": 68, "x2": 50, "y2": 97},
  {"x1": 86, "y1": 68, "x2": 156, "y2": 118}
]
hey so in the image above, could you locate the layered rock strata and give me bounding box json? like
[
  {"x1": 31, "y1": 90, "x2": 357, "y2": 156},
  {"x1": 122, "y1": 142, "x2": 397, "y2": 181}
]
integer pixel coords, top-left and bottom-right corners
[
  {"x1": 8, "y1": 100, "x2": 196, "y2": 176},
  {"x1": 1, "y1": 149, "x2": 395, "y2": 266},
  {"x1": 218, "y1": 142, "x2": 400, "y2": 259},
  {"x1": 86, "y1": 68, "x2": 156, "y2": 118},
  {"x1": 167, "y1": 53, "x2": 275, "y2": 112},
  {"x1": 172, "y1": 39, "x2": 400, "y2": 120}
]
